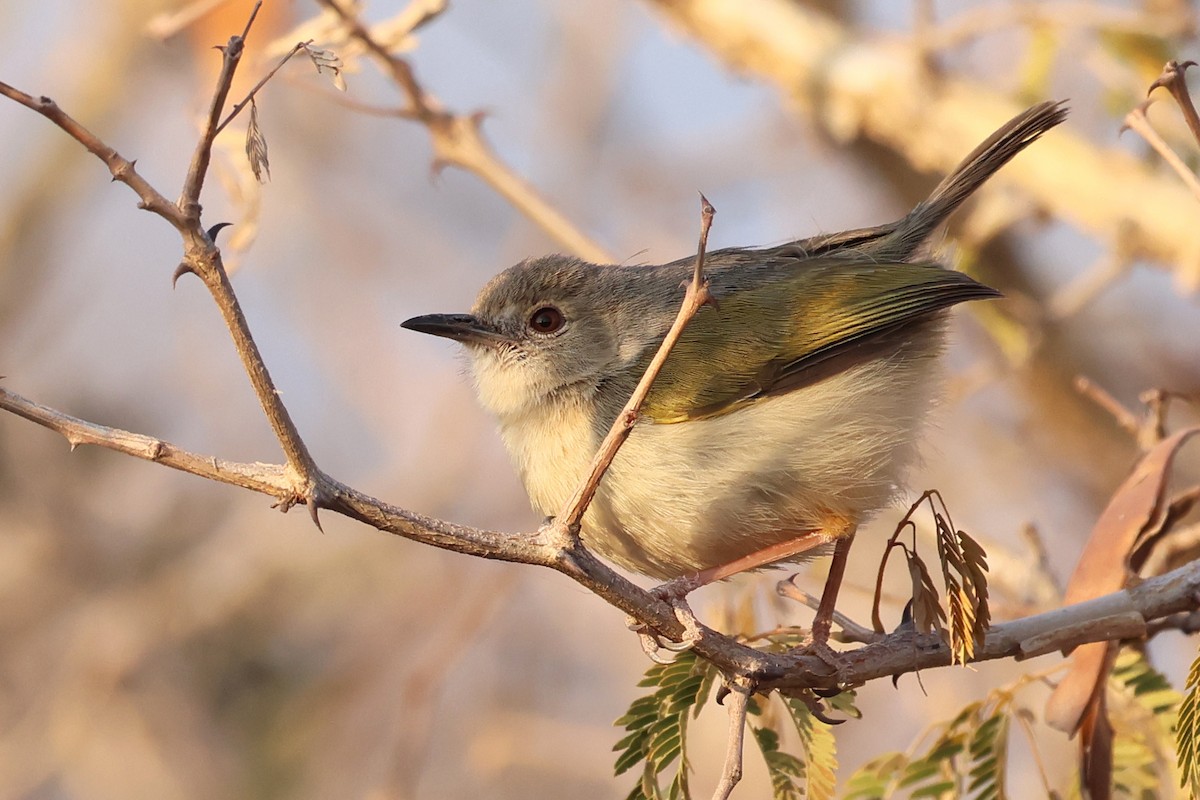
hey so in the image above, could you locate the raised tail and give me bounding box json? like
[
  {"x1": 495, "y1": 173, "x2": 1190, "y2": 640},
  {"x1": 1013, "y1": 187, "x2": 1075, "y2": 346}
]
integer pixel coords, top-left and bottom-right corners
[
  {"x1": 786, "y1": 100, "x2": 1067, "y2": 261},
  {"x1": 893, "y1": 99, "x2": 1068, "y2": 257}
]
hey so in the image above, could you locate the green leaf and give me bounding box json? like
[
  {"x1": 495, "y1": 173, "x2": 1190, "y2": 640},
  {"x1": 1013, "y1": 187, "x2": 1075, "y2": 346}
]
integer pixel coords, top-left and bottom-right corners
[
  {"x1": 613, "y1": 651, "x2": 716, "y2": 798},
  {"x1": 844, "y1": 752, "x2": 906, "y2": 799},
  {"x1": 752, "y1": 726, "x2": 806, "y2": 800}
]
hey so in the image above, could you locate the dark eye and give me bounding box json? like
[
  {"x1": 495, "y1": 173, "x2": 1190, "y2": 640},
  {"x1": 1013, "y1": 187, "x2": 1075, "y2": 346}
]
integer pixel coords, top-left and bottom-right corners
[{"x1": 528, "y1": 306, "x2": 565, "y2": 334}]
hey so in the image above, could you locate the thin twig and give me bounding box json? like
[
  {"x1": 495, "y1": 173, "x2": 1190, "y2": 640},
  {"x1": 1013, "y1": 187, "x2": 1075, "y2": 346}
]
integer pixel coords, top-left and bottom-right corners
[
  {"x1": 1122, "y1": 100, "x2": 1200, "y2": 205},
  {"x1": 1074, "y1": 374, "x2": 1141, "y2": 437},
  {"x1": 179, "y1": 2, "x2": 261, "y2": 216},
  {"x1": 215, "y1": 40, "x2": 312, "y2": 135},
  {"x1": 0, "y1": 387, "x2": 292, "y2": 498},
  {"x1": 0, "y1": 82, "x2": 183, "y2": 228},
  {"x1": 712, "y1": 678, "x2": 752, "y2": 800},
  {"x1": 1149, "y1": 60, "x2": 1200, "y2": 150},
  {"x1": 777, "y1": 576, "x2": 883, "y2": 644},
  {"x1": 314, "y1": 0, "x2": 613, "y2": 263},
  {"x1": 554, "y1": 195, "x2": 716, "y2": 536}
]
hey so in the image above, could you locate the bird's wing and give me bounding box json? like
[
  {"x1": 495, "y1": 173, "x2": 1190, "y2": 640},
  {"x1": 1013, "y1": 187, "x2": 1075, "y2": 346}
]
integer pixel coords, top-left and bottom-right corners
[{"x1": 640, "y1": 260, "x2": 999, "y2": 423}]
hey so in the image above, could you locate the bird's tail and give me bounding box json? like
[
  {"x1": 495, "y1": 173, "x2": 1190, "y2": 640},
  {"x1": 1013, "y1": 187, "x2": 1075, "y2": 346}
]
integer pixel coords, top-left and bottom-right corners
[
  {"x1": 891, "y1": 99, "x2": 1068, "y2": 258},
  {"x1": 791, "y1": 100, "x2": 1067, "y2": 261}
]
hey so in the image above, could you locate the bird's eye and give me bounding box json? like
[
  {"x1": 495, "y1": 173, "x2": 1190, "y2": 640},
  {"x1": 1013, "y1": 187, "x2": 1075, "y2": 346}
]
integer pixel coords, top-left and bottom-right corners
[{"x1": 528, "y1": 306, "x2": 565, "y2": 334}]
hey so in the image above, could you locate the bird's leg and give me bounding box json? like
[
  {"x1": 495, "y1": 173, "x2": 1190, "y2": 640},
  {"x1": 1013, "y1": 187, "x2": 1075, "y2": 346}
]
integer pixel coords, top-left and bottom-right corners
[
  {"x1": 807, "y1": 528, "x2": 856, "y2": 653},
  {"x1": 638, "y1": 530, "x2": 835, "y2": 656}
]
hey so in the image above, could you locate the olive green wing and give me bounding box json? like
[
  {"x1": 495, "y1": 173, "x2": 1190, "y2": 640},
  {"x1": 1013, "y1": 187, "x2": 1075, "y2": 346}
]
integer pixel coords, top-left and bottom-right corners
[{"x1": 641, "y1": 260, "x2": 999, "y2": 423}]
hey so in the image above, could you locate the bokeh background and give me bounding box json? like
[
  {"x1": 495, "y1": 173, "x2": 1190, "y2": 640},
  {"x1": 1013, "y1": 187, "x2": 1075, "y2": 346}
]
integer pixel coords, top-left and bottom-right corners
[{"x1": 2, "y1": 0, "x2": 1199, "y2": 797}]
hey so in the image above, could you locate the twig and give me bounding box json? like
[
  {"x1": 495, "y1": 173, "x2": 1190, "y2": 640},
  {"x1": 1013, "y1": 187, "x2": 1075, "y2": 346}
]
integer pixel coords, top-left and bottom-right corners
[
  {"x1": 0, "y1": 387, "x2": 291, "y2": 498},
  {"x1": 553, "y1": 196, "x2": 716, "y2": 540},
  {"x1": 1074, "y1": 374, "x2": 1141, "y2": 438},
  {"x1": 179, "y1": 1, "x2": 262, "y2": 217},
  {"x1": 0, "y1": 82, "x2": 182, "y2": 229},
  {"x1": 214, "y1": 40, "x2": 312, "y2": 135},
  {"x1": 315, "y1": 0, "x2": 613, "y2": 263},
  {"x1": 1149, "y1": 60, "x2": 1200, "y2": 150},
  {"x1": 1047, "y1": 248, "x2": 1131, "y2": 319},
  {"x1": 712, "y1": 678, "x2": 752, "y2": 800},
  {"x1": 1122, "y1": 100, "x2": 1200, "y2": 205},
  {"x1": 777, "y1": 576, "x2": 883, "y2": 645},
  {"x1": 1074, "y1": 375, "x2": 1171, "y2": 451}
]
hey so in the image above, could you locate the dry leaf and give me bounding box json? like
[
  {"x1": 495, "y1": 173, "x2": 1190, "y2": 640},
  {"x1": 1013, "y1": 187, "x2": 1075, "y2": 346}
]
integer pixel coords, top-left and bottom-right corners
[
  {"x1": 246, "y1": 98, "x2": 270, "y2": 183},
  {"x1": 1045, "y1": 427, "x2": 1200, "y2": 734}
]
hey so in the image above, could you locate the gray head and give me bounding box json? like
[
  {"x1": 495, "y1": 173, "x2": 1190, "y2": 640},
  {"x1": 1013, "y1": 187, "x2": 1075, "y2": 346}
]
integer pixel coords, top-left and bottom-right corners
[{"x1": 403, "y1": 256, "x2": 648, "y2": 418}]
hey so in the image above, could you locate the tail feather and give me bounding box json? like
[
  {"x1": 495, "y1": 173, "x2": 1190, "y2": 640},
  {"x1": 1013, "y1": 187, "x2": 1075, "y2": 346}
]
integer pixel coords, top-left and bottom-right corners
[{"x1": 786, "y1": 100, "x2": 1068, "y2": 261}]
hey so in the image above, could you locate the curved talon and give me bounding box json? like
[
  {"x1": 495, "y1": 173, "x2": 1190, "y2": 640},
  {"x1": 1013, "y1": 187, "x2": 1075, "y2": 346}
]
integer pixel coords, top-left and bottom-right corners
[{"x1": 639, "y1": 633, "x2": 677, "y2": 664}]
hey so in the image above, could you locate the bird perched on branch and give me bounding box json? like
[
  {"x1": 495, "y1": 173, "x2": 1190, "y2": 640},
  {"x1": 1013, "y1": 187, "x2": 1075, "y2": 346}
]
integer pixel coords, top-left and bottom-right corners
[{"x1": 404, "y1": 101, "x2": 1067, "y2": 650}]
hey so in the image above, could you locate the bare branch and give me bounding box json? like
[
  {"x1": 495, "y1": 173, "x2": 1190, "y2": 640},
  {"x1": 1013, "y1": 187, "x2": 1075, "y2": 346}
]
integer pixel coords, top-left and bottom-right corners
[
  {"x1": 1149, "y1": 60, "x2": 1200, "y2": 150},
  {"x1": 6, "y1": 376, "x2": 1200, "y2": 692},
  {"x1": 314, "y1": 0, "x2": 613, "y2": 263},
  {"x1": 0, "y1": 387, "x2": 292, "y2": 499},
  {"x1": 0, "y1": 81, "x2": 182, "y2": 228},
  {"x1": 777, "y1": 577, "x2": 883, "y2": 645},
  {"x1": 1122, "y1": 100, "x2": 1200, "y2": 205},
  {"x1": 712, "y1": 678, "x2": 752, "y2": 800},
  {"x1": 179, "y1": 5, "x2": 257, "y2": 217}
]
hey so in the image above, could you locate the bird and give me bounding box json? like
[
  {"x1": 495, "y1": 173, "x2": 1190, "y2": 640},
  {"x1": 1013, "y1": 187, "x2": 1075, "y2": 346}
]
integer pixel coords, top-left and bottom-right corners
[{"x1": 403, "y1": 100, "x2": 1067, "y2": 648}]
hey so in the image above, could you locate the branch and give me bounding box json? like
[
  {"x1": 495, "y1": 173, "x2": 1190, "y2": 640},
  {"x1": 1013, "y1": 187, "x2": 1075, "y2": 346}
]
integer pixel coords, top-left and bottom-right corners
[
  {"x1": 214, "y1": 40, "x2": 312, "y2": 135},
  {"x1": 1149, "y1": 60, "x2": 1200, "y2": 150},
  {"x1": 767, "y1": 558, "x2": 1200, "y2": 693},
  {"x1": 713, "y1": 679, "x2": 752, "y2": 800},
  {"x1": 553, "y1": 196, "x2": 715, "y2": 536},
  {"x1": 0, "y1": 82, "x2": 182, "y2": 229},
  {"x1": 1122, "y1": 100, "x2": 1200, "y2": 205},
  {"x1": 179, "y1": 0, "x2": 260, "y2": 217},
  {"x1": 314, "y1": 0, "x2": 613, "y2": 263}
]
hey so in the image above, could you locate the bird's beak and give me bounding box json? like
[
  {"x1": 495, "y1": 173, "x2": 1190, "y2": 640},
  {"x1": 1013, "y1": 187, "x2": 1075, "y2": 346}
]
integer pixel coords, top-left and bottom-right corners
[{"x1": 401, "y1": 313, "x2": 510, "y2": 347}]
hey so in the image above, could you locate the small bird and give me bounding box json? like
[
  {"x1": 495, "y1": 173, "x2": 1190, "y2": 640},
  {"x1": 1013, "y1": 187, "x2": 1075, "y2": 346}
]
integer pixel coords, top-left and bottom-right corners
[{"x1": 404, "y1": 101, "x2": 1066, "y2": 647}]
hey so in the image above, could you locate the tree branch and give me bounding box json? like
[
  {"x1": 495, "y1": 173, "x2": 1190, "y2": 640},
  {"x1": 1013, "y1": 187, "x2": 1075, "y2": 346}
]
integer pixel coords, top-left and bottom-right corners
[{"x1": 0, "y1": 81, "x2": 183, "y2": 229}]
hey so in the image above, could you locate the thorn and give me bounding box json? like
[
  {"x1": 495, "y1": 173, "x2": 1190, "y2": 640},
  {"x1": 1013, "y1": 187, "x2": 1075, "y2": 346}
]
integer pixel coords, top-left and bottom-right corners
[
  {"x1": 810, "y1": 704, "x2": 845, "y2": 726},
  {"x1": 172, "y1": 262, "x2": 194, "y2": 288},
  {"x1": 207, "y1": 221, "x2": 233, "y2": 242},
  {"x1": 698, "y1": 191, "x2": 715, "y2": 217},
  {"x1": 716, "y1": 685, "x2": 731, "y2": 705},
  {"x1": 309, "y1": 501, "x2": 324, "y2": 533},
  {"x1": 429, "y1": 158, "x2": 449, "y2": 181}
]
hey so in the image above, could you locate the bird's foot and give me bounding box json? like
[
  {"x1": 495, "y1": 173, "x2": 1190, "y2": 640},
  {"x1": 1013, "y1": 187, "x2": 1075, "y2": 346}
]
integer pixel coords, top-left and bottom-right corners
[{"x1": 625, "y1": 579, "x2": 705, "y2": 662}]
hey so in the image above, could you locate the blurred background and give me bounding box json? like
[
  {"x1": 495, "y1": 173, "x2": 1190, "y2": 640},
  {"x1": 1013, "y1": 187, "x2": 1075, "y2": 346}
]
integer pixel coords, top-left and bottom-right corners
[{"x1": 1, "y1": 0, "x2": 1199, "y2": 797}]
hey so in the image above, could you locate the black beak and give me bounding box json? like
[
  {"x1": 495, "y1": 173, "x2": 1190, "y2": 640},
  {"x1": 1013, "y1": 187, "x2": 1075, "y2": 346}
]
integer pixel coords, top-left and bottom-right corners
[{"x1": 401, "y1": 313, "x2": 509, "y2": 347}]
